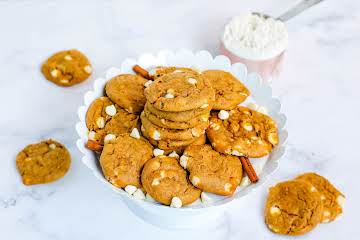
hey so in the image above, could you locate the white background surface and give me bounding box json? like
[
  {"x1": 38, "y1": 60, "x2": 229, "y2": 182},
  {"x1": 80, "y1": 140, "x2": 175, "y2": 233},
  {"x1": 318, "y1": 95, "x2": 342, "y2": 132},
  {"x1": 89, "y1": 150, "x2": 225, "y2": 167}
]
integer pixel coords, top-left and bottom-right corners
[{"x1": 0, "y1": 0, "x2": 359, "y2": 239}]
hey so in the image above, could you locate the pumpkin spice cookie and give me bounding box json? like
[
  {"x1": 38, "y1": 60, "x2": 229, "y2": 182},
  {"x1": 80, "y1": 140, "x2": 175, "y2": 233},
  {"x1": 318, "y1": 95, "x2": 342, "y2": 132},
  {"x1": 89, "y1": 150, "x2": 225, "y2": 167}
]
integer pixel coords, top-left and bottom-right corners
[
  {"x1": 141, "y1": 156, "x2": 201, "y2": 207},
  {"x1": 143, "y1": 107, "x2": 209, "y2": 130},
  {"x1": 105, "y1": 74, "x2": 147, "y2": 114},
  {"x1": 16, "y1": 140, "x2": 71, "y2": 185},
  {"x1": 100, "y1": 133, "x2": 153, "y2": 189},
  {"x1": 207, "y1": 106, "x2": 278, "y2": 158},
  {"x1": 141, "y1": 112, "x2": 208, "y2": 141},
  {"x1": 144, "y1": 72, "x2": 215, "y2": 112},
  {"x1": 265, "y1": 180, "x2": 323, "y2": 236},
  {"x1": 41, "y1": 49, "x2": 92, "y2": 87},
  {"x1": 145, "y1": 102, "x2": 211, "y2": 122},
  {"x1": 148, "y1": 66, "x2": 198, "y2": 79},
  {"x1": 202, "y1": 70, "x2": 249, "y2": 110},
  {"x1": 182, "y1": 144, "x2": 243, "y2": 196},
  {"x1": 296, "y1": 172, "x2": 345, "y2": 223}
]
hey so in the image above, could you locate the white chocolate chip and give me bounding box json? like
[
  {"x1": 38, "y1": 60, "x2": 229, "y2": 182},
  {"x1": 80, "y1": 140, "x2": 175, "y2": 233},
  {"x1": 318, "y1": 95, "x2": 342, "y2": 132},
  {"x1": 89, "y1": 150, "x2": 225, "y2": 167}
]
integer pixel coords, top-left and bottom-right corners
[
  {"x1": 270, "y1": 206, "x2": 281, "y2": 216},
  {"x1": 50, "y1": 69, "x2": 59, "y2": 78},
  {"x1": 257, "y1": 106, "x2": 268, "y2": 115},
  {"x1": 104, "y1": 134, "x2": 116, "y2": 143},
  {"x1": 323, "y1": 211, "x2": 330, "y2": 217},
  {"x1": 153, "y1": 148, "x2": 164, "y2": 157},
  {"x1": 25, "y1": 157, "x2": 32, "y2": 162},
  {"x1": 231, "y1": 150, "x2": 243, "y2": 156},
  {"x1": 49, "y1": 143, "x2": 56, "y2": 150},
  {"x1": 160, "y1": 119, "x2": 166, "y2": 124},
  {"x1": 124, "y1": 185, "x2": 137, "y2": 195},
  {"x1": 200, "y1": 103, "x2": 209, "y2": 109},
  {"x1": 144, "y1": 80, "x2": 153, "y2": 88},
  {"x1": 242, "y1": 122, "x2": 253, "y2": 131},
  {"x1": 322, "y1": 218, "x2": 330, "y2": 223},
  {"x1": 170, "y1": 197, "x2": 182, "y2": 208},
  {"x1": 146, "y1": 193, "x2": 156, "y2": 202},
  {"x1": 218, "y1": 110, "x2": 230, "y2": 120},
  {"x1": 60, "y1": 79, "x2": 69, "y2": 84},
  {"x1": 133, "y1": 188, "x2": 145, "y2": 200},
  {"x1": 173, "y1": 70, "x2": 183, "y2": 73},
  {"x1": 164, "y1": 93, "x2": 174, "y2": 99},
  {"x1": 168, "y1": 151, "x2": 179, "y2": 158},
  {"x1": 187, "y1": 78, "x2": 197, "y2": 85},
  {"x1": 88, "y1": 131, "x2": 96, "y2": 140},
  {"x1": 209, "y1": 122, "x2": 220, "y2": 131},
  {"x1": 337, "y1": 195, "x2": 346, "y2": 208},
  {"x1": 130, "y1": 128, "x2": 141, "y2": 139},
  {"x1": 191, "y1": 176, "x2": 200, "y2": 186},
  {"x1": 64, "y1": 55, "x2": 72, "y2": 61},
  {"x1": 191, "y1": 128, "x2": 201, "y2": 137},
  {"x1": 179, "y1": 155, "x2": 188, "y2": 169},
  {"x1": 96, "y1": 117, "x2": 105, "y2": 129},
  {"x1": 267, "y1": 133, "x2": 278, "y2": 145},
  {"x1": 247, "y1": 102, "x2": 259, "y2": 110},
  {"x1": 160, "y1": 170, "x2": 166, "y2": 178},
  {"x1": 105, "y1": 105, "x2": 117, "y2": 116},
  {"x1": 224, "y1": 183, "x2": 232, "y2": 192},
  {"x1": 152, "y1": 130, "x2": 161, "y2": 140},
  {"x1": 321, "y1": 195, "x2": 326, "y2": 200},
  {"x1": 84, "y1": 65, "x2": 92, "y2": 74},
  {"x1": 240, "y1": 176, "x2": 251, "y2": 187},
  {"x1": 200, "y1": 192, "x2": 212, "y2": 204},
  {"x1": 311, "y1": 186, "x2": 316, "y2": 192},
  {"x1": 152, "y1": 178, "x2": 160, "y2": 186}
]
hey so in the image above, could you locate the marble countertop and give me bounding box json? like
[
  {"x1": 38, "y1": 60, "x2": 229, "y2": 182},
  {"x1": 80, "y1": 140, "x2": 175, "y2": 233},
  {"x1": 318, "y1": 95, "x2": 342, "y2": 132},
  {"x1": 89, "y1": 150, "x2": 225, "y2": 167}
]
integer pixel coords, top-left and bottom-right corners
[{"x1": 1, "y1": 0, "x2": 359, "y2": 239}]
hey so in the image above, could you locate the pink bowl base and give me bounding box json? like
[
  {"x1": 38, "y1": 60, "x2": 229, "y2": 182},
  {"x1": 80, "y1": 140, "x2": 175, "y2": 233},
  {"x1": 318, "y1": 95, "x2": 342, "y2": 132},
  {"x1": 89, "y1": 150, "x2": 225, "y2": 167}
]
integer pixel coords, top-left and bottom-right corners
[{"x1": 219, "y1": 42, "x2": 284, "y2": 82}]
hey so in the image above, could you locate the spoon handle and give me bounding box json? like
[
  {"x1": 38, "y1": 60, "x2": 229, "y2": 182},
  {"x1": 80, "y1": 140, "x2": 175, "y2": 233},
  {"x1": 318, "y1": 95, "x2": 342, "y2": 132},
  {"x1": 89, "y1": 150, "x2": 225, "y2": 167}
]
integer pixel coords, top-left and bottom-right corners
[{"x1": 277, "y1": 0, "x2": 325, "y2": 22}]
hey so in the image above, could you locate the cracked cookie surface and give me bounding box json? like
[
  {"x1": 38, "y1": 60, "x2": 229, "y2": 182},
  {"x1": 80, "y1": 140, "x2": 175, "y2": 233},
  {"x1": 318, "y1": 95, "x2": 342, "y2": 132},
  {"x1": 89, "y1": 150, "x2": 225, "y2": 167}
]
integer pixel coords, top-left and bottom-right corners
[
  {"x1": 105, "y1": 74, "x2": 147, "y2": 113},
  {"x1": 144, "y1": 72, "x2": 215, "y2": 112},
  {"x1": 41, "y1": 49, "x2": 92, "y2": 87},
  {"x1": 141, "y1": 156, "x2": 201, "y2": 206},
  {"x1": 206, "y1": 106, "x2": 278, "y2": 158},
  {"x1": 202, "y1": 70, "x2": 249, "y2": 110},
  {"x1": 265, "y1": 180, "x2": 323, "y2": 236},
  {"x1": 16, "y1": 140, "x2": 71, "y2": 185},
  {"x1": 296, "y1": 172, "x2": 345, "y2": 223},
  {"x1": 182, "y1": 144, "x2": 243, "y2": 196},
  {"x1": 100, "y1": 134, "x2": 153, "y2": 189}
]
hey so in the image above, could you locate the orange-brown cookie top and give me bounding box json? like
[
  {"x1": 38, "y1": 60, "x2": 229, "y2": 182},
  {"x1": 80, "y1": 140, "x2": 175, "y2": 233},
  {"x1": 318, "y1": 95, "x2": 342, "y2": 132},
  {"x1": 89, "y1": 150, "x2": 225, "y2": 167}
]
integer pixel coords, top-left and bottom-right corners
[
  {"x1": 206, "y1": 106, "x2": 278, "y2": 158},
  {"x1": 182, "y1": 144, "x2": 243, "y2": 196},
  {"x1": 148, "y1": 66, "x2": 198, "y2": 79},
  {"x1": 100, "y1": 133, "x2": 153, "y2": 189},
  {"x1": 144, "y1": 72, "x2": 215, "y2": 112},
  {"x1": 265, "y1": 180, "x2": 323, "y2": 236},
  {"x1": 41, "y1": 49, "x2": 92, "y2": 87},
  {"x1": 202, "y1": 70, "x2": 249, "y2": 110},
  {"x1": 105, "y1": 74, "x2": 147, "y2": 114},
  {"x1": 141, "y1": 156, "x2": 201, "y2": 207}
]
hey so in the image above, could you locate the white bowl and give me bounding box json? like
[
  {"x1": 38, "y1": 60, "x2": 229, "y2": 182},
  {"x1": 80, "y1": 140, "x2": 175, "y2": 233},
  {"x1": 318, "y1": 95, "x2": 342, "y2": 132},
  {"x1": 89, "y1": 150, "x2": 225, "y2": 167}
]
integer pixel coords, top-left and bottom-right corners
[{"x1": 75, "y1": 49, "x2": 287, "y2": 229}]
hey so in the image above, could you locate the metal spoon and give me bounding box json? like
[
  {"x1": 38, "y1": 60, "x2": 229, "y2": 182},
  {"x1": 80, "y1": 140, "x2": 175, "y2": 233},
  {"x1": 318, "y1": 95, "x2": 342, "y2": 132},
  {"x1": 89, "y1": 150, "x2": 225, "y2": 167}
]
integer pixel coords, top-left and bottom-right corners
[{"x1": 253, "y1": 0, "x2": 325, "y2": 22}]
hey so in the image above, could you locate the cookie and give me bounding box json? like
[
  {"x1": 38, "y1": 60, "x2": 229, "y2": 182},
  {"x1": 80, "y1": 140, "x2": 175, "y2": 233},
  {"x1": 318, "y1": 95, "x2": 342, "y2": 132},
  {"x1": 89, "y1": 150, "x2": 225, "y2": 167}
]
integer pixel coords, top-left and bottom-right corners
[
  {"x1": 148, "y1": 66, "x2": 198, "y2": 79},
  {"x1": 144, "y1": 72, "x2": 215, "y2": 112},
  {"x1": 141, "y1": 112, "x2": 208, "y2": 141},
  {"x1": 105, "y1": 74, "x2": 147, "y2": 114},
  {"x1": 86, "y1": 97, "x2": 138, "y2": 144},
  {"x1": 182, "y1": 144, "x2": 243, "y2": 196},
  {"x1": 16, "y1": 140, "x2": 71, "y2": 185},
  {"x1": 99, "y1": 133, "x2": 153, "y2": 188},
  {"x1": 143, "y1": 107, "x2": 209, "y2": 130},
  {"x1": 202, "y1": 70, "x2": 249, "y2": 110},
  {"x1": 296, "y1": 172, "x2": 345, "y2": 223},
  {"x1": 265, "y1": 180, "x2": 323, "y2": 236},
  {"x1": 207, "y1": 106, "x2": 278, "y2": 158},
  {"x1": 145, "y1": 102, "x2": 211, "y2": 122},
  {"x1": 141, "y1": 156, "x2": 201, "y2": 206},
  {"x1": 41, "y1": 49, "x2": 92, "y2": 87}
]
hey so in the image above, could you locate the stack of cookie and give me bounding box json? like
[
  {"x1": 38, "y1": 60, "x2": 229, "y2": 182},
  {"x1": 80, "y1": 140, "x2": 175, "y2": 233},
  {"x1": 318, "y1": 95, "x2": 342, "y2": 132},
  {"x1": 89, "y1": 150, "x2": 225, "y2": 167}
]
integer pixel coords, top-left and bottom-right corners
[{"x1": 140, "y1": 68, "x2": 215, "y2": 153}]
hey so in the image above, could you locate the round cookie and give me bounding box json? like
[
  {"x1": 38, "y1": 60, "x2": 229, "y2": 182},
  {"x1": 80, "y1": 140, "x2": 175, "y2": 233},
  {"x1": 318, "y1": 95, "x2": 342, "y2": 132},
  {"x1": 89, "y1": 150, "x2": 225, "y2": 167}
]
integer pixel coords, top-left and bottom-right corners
[
  {"x1": 182, "y1": 144, "x2": 243, "y2": 196},
  {"x1": 41, "y1": 49, "x2": 92, "y2": 87},
  {"x1": 144, "y1": 72, "x2": 215, "y2": 112},
  {"x1": 148, "y1": 66, "x2": 198, "y2": 79},
  {"x1": 145, "y1": 102, "x2": 211, "y2": 122},
  {"x1": 206, "y1": 106, "x2": 279, "y2": 158},
  {"x1": 16, "y1": 140, "x2": 71, "y2": 185},
  {"x1": 265, "y1": 180, "x2": 323, "y2": 236},
  {"x1": 143, "y1": 107, "x2": 209, "y2": 130},
  {"x1": 296, "y1": 172, "x2": 345, "y2": 223},
  {"x1": 202, "y1": 70, "x2": 249, "y2": 110},
  {"x1": 99, "y1": 133, "x2": 153, "y2": 188},
  {"x1": 105, "y1": 74, "x2": 147, "y2": 114},
  {"x1": 141, "y1": 112, "x2": 208, "y2": 141},
  {"x1": 141, "y1": 156, "x2": 201, "y2": 206}
]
